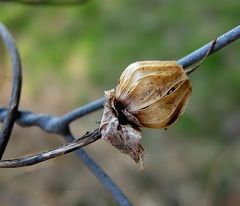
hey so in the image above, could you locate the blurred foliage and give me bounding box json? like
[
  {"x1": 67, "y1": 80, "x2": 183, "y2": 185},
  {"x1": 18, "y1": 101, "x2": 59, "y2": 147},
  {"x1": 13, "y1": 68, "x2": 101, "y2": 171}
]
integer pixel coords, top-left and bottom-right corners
[{"x1": 0, "y1": 0, "x2": 240, "y2": 206}]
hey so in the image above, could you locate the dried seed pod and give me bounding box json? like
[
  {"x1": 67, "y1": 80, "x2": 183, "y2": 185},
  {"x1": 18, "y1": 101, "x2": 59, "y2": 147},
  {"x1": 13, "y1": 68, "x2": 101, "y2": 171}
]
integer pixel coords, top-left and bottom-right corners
[{"x1": 100, "y1": 61, "x2": 191, "y2": 167}]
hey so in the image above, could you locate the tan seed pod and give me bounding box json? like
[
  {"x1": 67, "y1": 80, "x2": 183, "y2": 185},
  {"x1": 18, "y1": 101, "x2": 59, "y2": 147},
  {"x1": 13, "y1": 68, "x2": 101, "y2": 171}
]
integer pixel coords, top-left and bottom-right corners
[
  {"x1": 100, "y1": 61, "x2": 192, "y2": 167},
  {"x1": 116, "y1": 61, "x2": 191, "y2": 127}
]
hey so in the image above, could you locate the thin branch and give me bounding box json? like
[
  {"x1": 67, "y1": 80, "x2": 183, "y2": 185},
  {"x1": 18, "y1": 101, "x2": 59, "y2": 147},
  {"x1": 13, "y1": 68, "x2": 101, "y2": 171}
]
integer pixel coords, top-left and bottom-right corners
[
  {"x1": 185, "y1": 37, "x2": 217, "y2": 75},
  {"x1": 0, "y1": 128, "x2": 101, "y2": 168},
  {"x1": 0, "y1": 0, "x2": 89, "y2": 6},
  {"x1": 0, "y1": 23, "x2": 22, "y2": 159}
]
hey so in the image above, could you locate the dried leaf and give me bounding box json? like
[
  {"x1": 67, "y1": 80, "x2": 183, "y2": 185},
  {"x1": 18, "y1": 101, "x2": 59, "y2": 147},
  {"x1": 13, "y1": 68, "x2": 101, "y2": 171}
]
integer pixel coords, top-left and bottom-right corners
[{"x1": 100, "y1": 92, "x2": 144, "y2": 167}]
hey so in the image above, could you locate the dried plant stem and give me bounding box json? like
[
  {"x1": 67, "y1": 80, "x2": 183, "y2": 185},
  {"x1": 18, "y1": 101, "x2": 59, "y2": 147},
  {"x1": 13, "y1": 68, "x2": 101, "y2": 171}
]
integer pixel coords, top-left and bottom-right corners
[
  {"x1": 185, "y1": 38, "x2": 217, "y2": 75},
  {"x1": 0, "y1": 0, "x2": 88, "y2": 6},
  {"x1": 0, "y1": 128, "x2": 101, "y2": 168}
]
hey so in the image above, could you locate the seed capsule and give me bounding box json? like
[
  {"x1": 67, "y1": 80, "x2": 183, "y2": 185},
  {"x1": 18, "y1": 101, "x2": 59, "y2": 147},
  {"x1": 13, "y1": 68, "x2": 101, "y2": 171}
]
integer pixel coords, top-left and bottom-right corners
[
  {"x1": 116, "y1": 61, "x2": 192, "y2": 128},
  {"x1": 100, "y1": 61, "x2": 192, "y2": 167}
]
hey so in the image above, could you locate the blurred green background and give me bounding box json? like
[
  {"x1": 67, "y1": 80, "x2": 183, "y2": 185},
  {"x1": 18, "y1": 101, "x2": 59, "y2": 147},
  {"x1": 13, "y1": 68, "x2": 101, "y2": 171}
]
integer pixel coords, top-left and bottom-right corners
[{"x1": 0, "y1": 0, "x2": 240, "y2": 205}]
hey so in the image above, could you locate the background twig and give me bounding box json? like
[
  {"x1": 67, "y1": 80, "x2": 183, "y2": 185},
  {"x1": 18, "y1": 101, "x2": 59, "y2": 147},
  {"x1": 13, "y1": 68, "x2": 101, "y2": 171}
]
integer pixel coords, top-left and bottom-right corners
[{"x1": 0, "y1": 0, "x2": 89, "y2": 6}]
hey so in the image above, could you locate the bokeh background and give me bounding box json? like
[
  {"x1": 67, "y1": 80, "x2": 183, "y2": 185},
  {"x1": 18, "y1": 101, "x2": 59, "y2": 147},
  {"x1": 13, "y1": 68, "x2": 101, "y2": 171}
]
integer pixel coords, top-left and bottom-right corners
[{"x1": 0, "y1": 0, "x2": 240, "y2": 205}]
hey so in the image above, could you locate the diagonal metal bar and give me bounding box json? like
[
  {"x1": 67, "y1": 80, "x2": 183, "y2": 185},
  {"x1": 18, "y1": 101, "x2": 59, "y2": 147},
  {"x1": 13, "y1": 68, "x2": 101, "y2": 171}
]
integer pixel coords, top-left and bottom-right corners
[
  {"x1": 0, "y1": 23, "x2": 22, "y2": 159},
  {"x1": 60, "y1": 97, "x2": 106, "y2": 125},
  {"x1": 75, "y1": 149, "x2": 132, "y2": 206},
  {"x1": 64, "y1": 133, "x2": 132, "y2": 206}
]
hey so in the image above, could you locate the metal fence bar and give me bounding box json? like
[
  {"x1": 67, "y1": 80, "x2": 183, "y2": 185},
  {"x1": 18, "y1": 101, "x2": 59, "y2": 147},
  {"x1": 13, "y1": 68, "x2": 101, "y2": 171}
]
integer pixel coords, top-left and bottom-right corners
[
  {"x1": 75, "y1": 149, "x2": 133, "y2": 206},
  {"x1": 60, "y1": 97, "x2": 106, "y2": 125},
  {"x1": 0, "y1": 23, "x2": 22, "y2": 159},
  {"x1": 178, "y1": 25, "x2": 240, "y2": 68},
  {"x1": 64, "y1": 133, "x2": 132, "y2": 206}
]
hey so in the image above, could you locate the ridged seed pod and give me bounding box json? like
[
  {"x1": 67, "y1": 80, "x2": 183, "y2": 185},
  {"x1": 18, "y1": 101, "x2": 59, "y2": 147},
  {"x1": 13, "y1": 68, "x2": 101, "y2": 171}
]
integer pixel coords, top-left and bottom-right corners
[
  {"x1": 100, "y1": 61, "x2": 192, "y2": 167},
  {"x1": 116, "y1": 61, "x2": 191, "y2": 128}
]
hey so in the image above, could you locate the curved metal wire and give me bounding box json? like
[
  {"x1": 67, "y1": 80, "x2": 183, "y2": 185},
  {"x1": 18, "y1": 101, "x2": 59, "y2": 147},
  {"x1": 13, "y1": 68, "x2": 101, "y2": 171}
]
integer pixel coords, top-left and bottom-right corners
[{"x1": 0, "y1": 23, "x2": 22, "y2": 159}]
